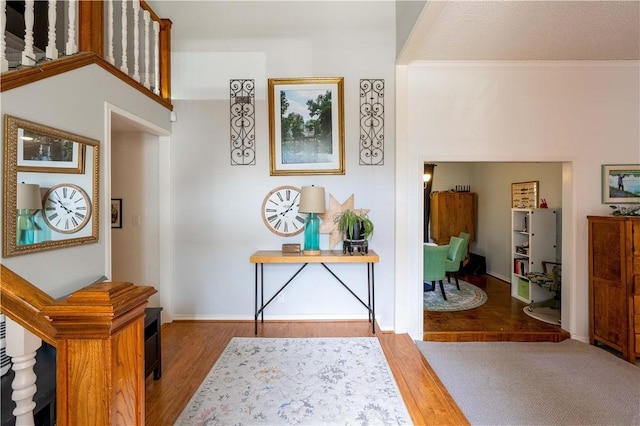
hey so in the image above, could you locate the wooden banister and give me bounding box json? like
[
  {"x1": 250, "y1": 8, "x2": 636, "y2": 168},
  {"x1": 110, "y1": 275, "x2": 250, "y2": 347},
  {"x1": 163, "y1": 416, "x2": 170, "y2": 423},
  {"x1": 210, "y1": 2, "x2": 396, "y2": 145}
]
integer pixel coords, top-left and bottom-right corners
[
  {"x1": 1, "y1": 264, "x2": 157, "y2": 425},
  {"x1": 1, "y1": 0, "x2": 172, "y2": 108},
  {"x1": 0, "y1": 264, "x2": 56, "y2": 346}
]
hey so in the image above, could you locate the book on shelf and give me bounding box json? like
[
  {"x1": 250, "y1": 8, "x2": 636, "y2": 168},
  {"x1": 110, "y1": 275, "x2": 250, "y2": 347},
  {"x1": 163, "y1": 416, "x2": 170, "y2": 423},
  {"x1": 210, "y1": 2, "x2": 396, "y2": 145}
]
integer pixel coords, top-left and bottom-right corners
[{"x1": 513, "y1": 258, "x2": 529, "y2": 276}]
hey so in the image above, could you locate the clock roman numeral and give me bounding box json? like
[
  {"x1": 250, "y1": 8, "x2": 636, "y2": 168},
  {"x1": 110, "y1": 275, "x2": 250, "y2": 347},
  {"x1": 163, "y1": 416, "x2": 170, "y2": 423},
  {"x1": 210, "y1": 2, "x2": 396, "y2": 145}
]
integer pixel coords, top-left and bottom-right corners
[
  {"x1": 267, "y1": 214, "x2": 278, "y2": 223},
  {"x1": 62, "y1": 187, "x2": 68, "y2": 198},
  {"x1": 47, "y1": 212, "x2": 59, "y2": 220},
  {"x1": 276, "y1": 192, "x2": 284, "y2": 202},
  {"x1": 74, "y1": 212, "x2": 85, "y2": 220},
  {"x1": 296, "y1": 215, "x2": 305, "y2": 224},
  {"x1": 283, "y1": 222, "x2": 289, "y2": 233},
  {"x1": 266, "y1": 208, "x2": 277, "y2": 213},
  {"x1": 285, "y1": 189, "x2": 290, "y2": 200},
  {"x1": 274, "y1": 219, "x2": 282, "y2": 230}
]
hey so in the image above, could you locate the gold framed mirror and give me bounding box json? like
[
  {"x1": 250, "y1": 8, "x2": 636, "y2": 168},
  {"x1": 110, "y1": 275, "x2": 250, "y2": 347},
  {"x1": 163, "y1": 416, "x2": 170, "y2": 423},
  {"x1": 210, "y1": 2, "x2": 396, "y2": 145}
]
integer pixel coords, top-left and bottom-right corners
[{"x1": 3, "y1": 115, "x2": 100, "y2": 257}]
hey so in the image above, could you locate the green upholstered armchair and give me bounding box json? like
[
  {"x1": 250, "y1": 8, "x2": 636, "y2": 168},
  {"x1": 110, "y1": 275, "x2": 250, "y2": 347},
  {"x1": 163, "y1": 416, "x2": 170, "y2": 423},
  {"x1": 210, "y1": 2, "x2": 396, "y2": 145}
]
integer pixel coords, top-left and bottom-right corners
[
  {"x1": 445, "y1": 236, "x2": 466, "y2": 290},
  {"x1": 424, "y1": 244, "x2": 450, "y2": 300}
]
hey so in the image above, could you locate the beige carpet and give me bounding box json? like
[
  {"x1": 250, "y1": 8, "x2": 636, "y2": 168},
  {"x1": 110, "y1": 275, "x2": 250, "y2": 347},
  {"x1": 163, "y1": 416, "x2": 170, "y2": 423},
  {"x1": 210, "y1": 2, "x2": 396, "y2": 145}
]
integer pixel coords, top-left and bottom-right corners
[{"x1": 417, "y1": 339, "x2": 640, "y2": 425}]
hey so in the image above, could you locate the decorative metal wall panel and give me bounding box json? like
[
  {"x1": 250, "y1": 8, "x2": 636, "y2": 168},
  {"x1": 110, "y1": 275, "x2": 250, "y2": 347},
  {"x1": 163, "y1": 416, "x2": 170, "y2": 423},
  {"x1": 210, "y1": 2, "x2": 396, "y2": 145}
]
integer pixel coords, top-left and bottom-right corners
[
  {"x1": 359, "y1": 79, "x2": 384, "y2": 165},
  {"x1": 230, "y1": 79, "x2": 255, "y2": 165}
]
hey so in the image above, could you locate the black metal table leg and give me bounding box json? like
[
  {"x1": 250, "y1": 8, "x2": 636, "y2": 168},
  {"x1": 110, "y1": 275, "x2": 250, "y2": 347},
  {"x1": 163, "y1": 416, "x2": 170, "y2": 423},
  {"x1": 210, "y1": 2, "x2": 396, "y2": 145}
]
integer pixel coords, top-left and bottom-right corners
[{"x1": 370, "y1": 262, "x2": 375, "y2": 334}]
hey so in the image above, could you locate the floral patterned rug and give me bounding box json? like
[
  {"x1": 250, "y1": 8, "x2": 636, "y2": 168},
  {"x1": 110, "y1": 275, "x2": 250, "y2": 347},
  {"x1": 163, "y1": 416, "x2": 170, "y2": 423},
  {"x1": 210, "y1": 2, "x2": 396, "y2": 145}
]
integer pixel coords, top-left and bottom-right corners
[
  {"x1": 174, "y1": 337, "x2": 412, "y2": 426},
  {"x1": 423, "y1": 279, "x2": 488, "y2": 312}
]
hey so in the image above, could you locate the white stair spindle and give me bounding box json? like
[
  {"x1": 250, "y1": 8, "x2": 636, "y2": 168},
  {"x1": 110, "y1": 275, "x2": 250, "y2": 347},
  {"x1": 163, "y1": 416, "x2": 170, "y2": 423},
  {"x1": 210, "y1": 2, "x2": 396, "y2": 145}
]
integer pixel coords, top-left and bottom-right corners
[
  {"x1": 22, "y1": 0, "x2": 35, "y2": 66},
  {"x1": 120, "y1": 0, "x2": 128, "y2": 74},
  {"x1": 132, "y1": 0, "x2": 140, "y2": 82},
  {"x1": 6, "y1": 318, "x2": 41, "y2": 426},
  {"x1": 153, "y1": 19, "x2": 159, "y2": 95},
  {"x1": 143, "y1": 10, "x2": 151, "y2": 89},
  {"x1": 1, "y1": 0, "x2": 8, "y2": 72},
  {"x1": 65, "y1": 0, "x2": 77, "y2": 55},
  {"x1": 106, "y1": 0, "x2": 114, "y2": 64},
  {"x1": 45, "y1": 0, "x2": 58, "y2": 60}
]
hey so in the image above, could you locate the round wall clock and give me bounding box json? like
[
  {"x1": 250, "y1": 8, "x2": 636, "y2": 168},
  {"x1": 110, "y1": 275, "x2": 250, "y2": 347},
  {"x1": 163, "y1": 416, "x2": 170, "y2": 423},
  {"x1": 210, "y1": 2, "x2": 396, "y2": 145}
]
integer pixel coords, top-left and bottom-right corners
[
  {"x1": 42, "y1": 183, "x2": 92, "y2": 234},
  {"x1": 261, "y1": 185, "x2": 306, "y2": 237}
]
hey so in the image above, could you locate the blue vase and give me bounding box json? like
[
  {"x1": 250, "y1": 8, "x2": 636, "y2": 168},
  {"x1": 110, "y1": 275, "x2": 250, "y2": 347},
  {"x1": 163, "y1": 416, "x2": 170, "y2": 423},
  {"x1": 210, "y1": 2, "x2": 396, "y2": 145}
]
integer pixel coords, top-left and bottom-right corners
[
  {"x1": 16, "y1": 209, "x2": 35, "y2": 245},
  {"x1": 303, "y1": 213, "x2": 320, "y2": 253}
]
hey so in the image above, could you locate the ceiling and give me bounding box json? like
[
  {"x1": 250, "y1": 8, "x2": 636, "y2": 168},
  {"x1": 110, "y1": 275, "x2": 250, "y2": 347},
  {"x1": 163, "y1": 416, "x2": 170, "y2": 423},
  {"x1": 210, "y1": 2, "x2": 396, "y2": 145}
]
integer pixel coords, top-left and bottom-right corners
[
  {"x1": 146, "y1": 1, "x2": 640, "y2": 63},
  {"x1": 116, "y1": 1, "x2": 638, "y2": 132},
  {"x1": 401, "y1": 0, "x2": 640, "y2": 62}
]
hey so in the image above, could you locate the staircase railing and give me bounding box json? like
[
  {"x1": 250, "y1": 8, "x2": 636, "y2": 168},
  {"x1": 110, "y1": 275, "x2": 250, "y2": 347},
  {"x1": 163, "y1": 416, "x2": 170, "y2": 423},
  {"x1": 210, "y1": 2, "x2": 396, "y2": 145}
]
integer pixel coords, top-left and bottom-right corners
[
  {"x1": 0, "y1": 0, "x2": 172, "y2": 108},
  {"x1": 1, "y1": 264, "x2": 156, "y2": 425}
]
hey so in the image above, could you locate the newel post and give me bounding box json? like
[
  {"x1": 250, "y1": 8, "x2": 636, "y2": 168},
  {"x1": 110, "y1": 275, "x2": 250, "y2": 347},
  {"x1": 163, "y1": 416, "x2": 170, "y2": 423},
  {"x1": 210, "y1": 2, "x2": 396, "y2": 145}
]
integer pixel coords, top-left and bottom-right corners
[{"x1": 42, "y1": 281, "x2": 156, "y2": 426}]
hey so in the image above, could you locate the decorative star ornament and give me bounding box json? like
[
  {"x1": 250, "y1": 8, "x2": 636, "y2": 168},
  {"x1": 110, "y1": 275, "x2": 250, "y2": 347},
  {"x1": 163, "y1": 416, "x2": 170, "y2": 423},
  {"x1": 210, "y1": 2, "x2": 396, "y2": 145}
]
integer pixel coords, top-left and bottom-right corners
[{"x1": 319, "y1": 194, "x2": 369, "y2": 249}]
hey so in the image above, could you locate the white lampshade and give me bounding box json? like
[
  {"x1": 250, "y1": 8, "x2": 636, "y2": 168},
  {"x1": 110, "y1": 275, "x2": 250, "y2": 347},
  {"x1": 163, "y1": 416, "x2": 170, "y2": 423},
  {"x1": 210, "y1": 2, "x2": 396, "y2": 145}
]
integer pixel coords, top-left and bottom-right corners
[
  {"x1": 17, "y1": 183, "x2": 42, "y2": 210},
  {"x1": 298, "y1": 186, "x2": 326, "y2": 214}
]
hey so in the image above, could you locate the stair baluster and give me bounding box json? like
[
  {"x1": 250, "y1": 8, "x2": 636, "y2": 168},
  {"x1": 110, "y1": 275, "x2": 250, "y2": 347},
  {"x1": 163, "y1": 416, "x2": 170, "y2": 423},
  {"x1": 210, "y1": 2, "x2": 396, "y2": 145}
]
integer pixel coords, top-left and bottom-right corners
[
  {"x1": 5, "y1": 318, "x2": 41, "y2": 426},
  {"x1": 45, "y1": 0, "x2": 58, "y2": 60}
]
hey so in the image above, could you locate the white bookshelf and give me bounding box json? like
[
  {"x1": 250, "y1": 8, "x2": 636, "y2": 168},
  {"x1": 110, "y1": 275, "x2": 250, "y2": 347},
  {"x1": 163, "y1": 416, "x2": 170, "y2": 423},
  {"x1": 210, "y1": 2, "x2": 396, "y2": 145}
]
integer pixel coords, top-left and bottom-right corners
[{"x1": 511, "y1": 208, "x2": 557, "y2": 303}]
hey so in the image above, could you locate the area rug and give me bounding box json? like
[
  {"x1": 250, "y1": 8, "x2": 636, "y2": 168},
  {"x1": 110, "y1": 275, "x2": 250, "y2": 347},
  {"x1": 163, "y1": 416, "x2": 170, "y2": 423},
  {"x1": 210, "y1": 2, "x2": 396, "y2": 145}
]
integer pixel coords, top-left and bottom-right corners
[
  {"x1": 416, "y1": 339, "x2": 640, "y2": 425},
  {"x1": 174, "y1": 337, "x2": 412, "y2": 425},
  {"x1": 423, "y1": 279, "x2": 487, "y2": 312},
  {"x1": 523, "y1": 305, "x2": 561, "y2": 325}
]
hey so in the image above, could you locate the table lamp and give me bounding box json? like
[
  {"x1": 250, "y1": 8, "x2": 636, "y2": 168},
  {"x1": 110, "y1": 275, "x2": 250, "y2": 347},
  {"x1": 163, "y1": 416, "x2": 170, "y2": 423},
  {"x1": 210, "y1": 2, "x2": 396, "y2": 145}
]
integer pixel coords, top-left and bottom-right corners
[
  {"x1": 16, "y1": 183, "x2": 42, "y2": 245},
  {"x1": 298, "y1": 185, "x2": 325, "y2": 255}
]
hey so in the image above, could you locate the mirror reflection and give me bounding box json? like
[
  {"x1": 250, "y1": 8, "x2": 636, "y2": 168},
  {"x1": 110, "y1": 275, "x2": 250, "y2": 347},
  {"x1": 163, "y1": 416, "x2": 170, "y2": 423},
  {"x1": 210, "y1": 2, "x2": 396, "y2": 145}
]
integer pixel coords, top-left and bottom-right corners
[{"x1": 3, "y1": 115, "x2": 100, "y2": 257}]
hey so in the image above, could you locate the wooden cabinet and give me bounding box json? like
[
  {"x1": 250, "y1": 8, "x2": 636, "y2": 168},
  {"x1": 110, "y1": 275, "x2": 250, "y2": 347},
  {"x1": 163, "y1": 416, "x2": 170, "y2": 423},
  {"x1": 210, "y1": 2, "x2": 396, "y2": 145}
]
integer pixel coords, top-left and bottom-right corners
[
  {"x1": 511, "y1": 208, "x2": 557, "y2": 303},
  {"x1": 430, "y1": 192, "x2": 477, "y2": 246},
  {"x1": 588, "y1": 216, "x2": 640, "y2": 363}
]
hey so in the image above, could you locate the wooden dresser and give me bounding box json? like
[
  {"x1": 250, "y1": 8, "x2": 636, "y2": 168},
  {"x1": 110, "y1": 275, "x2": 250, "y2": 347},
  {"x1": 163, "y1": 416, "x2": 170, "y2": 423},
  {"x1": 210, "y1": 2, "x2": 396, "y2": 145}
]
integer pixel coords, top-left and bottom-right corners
[
  {"x1": 587, "y1": 215, "x2": 640, "y2": 363},
  {"x1": 430, "y1": 191, "x2": 477, "y2": 245}
]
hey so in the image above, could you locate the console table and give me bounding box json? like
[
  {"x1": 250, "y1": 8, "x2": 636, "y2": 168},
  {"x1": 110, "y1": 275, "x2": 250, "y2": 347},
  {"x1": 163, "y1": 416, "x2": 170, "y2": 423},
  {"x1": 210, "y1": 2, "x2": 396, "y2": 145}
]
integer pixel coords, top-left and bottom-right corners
[{"x1": 250, "y1": 250, "x2": 380, "y2": 334}]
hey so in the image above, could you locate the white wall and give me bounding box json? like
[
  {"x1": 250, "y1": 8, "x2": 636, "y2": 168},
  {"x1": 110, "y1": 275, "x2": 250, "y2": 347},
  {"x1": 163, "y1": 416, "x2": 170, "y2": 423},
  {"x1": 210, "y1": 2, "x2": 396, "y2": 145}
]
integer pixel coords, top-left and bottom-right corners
[
  {"x1": 165, "y1": 2, "x2": 398, "y2": 328},
  {"x1": 111, "y1": 131, "x2": 161, "y2": 307},
  {"x1": 397, "y1": 61, "x2": 640, "y2": 341},
  {"x1": 0, "y1": 65, "x2": 171, "y2": 298}
]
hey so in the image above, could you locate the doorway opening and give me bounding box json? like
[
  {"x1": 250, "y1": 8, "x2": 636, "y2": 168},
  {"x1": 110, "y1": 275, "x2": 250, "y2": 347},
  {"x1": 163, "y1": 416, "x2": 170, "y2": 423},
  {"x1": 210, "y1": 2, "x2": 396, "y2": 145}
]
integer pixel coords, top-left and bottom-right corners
[{"x1": 421, "y1": 161, "x2": 566, "y2": 341}]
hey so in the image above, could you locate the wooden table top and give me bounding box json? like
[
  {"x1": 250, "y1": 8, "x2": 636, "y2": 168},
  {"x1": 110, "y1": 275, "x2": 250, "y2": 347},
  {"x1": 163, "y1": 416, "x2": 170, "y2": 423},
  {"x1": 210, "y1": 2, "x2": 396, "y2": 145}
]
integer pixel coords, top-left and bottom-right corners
[{"x1": 250, "y1": 250, "x2": 379, "y2": 264}]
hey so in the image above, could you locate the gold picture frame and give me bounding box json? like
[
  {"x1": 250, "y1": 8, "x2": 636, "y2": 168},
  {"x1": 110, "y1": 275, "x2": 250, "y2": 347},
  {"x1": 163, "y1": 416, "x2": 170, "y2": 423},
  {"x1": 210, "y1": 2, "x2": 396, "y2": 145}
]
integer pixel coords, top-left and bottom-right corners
[
  {"x1": 511, "y1": 181, "x2": 539, "y2": 209},
  {"x1": 3, "y1": 115, "x2": 100, "y2": 257},
  {"x1": 268, "y1": 77, "x2": 345, "y2": 176}
]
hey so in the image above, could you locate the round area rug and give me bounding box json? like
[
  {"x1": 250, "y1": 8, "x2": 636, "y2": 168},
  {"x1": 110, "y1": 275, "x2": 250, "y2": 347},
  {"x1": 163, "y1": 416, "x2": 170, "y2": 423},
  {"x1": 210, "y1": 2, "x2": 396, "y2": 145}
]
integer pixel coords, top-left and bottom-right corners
[
  {"x1": 424, "y1": 279, "x2": 488, "y2": 312},
  {"x1": 523, "y1": 306, "x2": 561, "y2": 325}
]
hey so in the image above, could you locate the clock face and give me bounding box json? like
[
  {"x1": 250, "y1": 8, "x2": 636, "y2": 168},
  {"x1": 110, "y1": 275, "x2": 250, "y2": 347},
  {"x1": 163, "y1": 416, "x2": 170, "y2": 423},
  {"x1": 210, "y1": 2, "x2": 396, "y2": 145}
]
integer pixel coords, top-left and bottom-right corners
[
  {"x1": 42, "y1": 184, "x2": 92, "y2": 234},
  {"x1": 261, "y1": 186, "x2": 306, "y2": 237}
]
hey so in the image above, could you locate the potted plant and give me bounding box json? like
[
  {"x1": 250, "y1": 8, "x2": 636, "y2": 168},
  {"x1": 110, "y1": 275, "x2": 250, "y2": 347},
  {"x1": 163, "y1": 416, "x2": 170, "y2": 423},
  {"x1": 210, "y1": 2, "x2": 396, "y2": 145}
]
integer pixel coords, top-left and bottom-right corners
[{"x1": 336, "y1": 209, "x2": 374, "y2": 241}]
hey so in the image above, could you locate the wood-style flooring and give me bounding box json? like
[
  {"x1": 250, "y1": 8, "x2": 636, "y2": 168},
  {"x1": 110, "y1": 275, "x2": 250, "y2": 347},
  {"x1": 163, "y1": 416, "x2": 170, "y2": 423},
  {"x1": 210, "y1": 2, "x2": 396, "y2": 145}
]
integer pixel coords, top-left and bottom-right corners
[
  {"x1": 424, "y1": 273, "x2": 569, "y2": 342},
  {"x1": 145, "y1": 274, "x2": 568, "y2": 425}
]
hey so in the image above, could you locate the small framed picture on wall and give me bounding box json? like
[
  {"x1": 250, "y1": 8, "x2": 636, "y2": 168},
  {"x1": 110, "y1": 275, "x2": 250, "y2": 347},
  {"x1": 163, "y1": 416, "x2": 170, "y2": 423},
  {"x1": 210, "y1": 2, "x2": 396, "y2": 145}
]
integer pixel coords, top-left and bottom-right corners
[
  {"x1": 511, "y1": 181, "x2": 539, "y2": 209},
  {"x1": 602, "y1": 164, "x2": 640, "y2": 204},
  {"x1": 111, "y1": 198, "x2": 122, "y2": 228}
]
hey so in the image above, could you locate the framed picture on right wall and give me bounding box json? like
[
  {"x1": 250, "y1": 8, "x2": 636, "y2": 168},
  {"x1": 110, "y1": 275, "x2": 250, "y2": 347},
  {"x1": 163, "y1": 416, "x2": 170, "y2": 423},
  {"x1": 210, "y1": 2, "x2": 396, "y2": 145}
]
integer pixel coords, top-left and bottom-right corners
[{"x1": 602, "y1": 164, "x2": 640, "y2": 203}]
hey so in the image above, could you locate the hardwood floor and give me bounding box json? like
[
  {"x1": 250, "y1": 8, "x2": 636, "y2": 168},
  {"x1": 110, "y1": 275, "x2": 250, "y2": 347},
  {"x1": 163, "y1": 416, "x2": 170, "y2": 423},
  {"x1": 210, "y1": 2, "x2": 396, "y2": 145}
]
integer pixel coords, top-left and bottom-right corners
[
  {"x1": 145, "y1": 274, "x2": 568, "y2": 425},
  {"x1": 145, "y1": 321, "x2": 467, "y2": 425},
  {"x1": 424, "y1": 273, "x2": 569, "y2": 342}
]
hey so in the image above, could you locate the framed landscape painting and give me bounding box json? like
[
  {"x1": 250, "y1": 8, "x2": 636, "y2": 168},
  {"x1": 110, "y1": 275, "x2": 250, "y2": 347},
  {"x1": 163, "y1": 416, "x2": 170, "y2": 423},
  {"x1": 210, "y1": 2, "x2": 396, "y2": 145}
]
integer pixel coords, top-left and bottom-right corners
[
  {"x1": 268, "y1": 77, "x2": 345, "y2": 176},
  {"x1": 602, "y1": 164, "x2": 640, "y2": 203}
]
